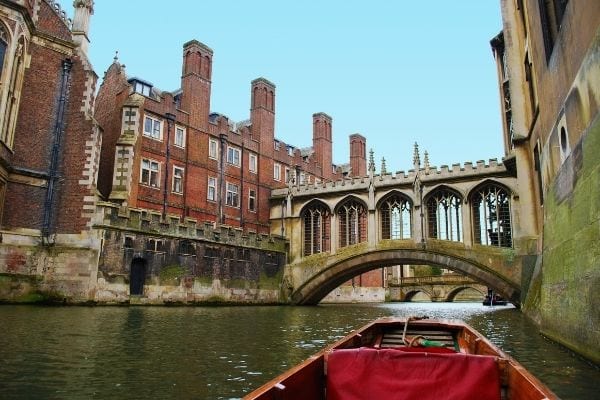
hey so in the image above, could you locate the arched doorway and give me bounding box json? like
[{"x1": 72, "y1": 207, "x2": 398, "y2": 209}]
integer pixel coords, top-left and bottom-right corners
[{"x1": 130, "y1": 258, "x2": 147, "y2": 295}]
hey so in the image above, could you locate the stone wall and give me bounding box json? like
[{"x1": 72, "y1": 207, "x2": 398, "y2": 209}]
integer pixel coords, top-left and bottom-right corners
[{"x1": 93, "y1": 203, "x2": 288, "y2": 304}]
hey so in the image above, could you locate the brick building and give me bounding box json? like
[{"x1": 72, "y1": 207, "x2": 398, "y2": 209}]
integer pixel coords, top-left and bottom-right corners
[
  {"x1": 0, "y1": 0, "x2": 101, "y2": 299},
  {"x1": 0, "y1": 0, "x2": 99, "y2": 240},
  {"x1": 94, "y1": 40, "x2": 370, "y2": 235}
]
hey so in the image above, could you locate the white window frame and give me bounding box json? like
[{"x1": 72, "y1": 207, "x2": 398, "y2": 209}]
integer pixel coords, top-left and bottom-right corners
[
  {"x1": 274, "y1": 140, "x2": 280, "y2": 151},
  {"x1": 141, "y1": 158, "x2": 160, "y2": 188},
  {"x1": 209, "y1": 138, "x2": 219, "y2": 160},
  {"x1": 174, "y1": 126, "x2": 186, "y2": 148},
  {"x1": 249, "y1": 153, "x2": 257, "y2": 174},
  {"x1": 172, "y1": 166, "x2": 184, "y2": 194},
  {"x1": 225, "y1": 182, "x2": 240, "y2": 208},
  {"x1": 207, "y1": 176, "x2": 217, "y2": 201},
  {"x1": 248, "y1": 189, "x2": 257, "y2": 212},
  {"x1": 274, "y1": 163, "x2": 281, "y2": 181},
  {"x1": 226, "y1": 145, "x2": 241, "y2": 167},
  {"x1": 285, "y1": 167, "x2": 290, "y2": 183},
  {"x1": 143, "y1": 115, "x2": 162, "y2": 140}
]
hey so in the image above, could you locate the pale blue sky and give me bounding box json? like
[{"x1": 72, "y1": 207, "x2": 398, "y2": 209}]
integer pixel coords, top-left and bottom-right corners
[{"x1": 61, "y1": 0, "x2": 504, "y2": 172}]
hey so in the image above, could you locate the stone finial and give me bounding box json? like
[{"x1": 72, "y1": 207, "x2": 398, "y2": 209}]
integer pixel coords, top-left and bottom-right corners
[
  {"x1": 413, "y1": 142, "x2": 420, "y2": 169},
  {"x1": 381, "y1": 157, "x2": 387, "y2": 175},
  {"x1": 113, "y1": 50, "x2": 119, "y2": 63},
  {"x1": 368, "y1": 148, "x2": 375, "y2": 173},
  {"x1": 72, "y1": 0, "x2": 94, "y2": 54},
  {"x1": 424, "y1": 150, "x2": 430, "y2": 174}
]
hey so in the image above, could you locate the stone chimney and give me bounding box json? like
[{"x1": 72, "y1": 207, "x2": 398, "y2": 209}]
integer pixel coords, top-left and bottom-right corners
[{"x1": 72, "y1": 0, "x2": 94, "y2": 54}]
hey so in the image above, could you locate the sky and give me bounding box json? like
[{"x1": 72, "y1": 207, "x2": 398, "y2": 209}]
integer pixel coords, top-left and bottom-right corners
[{"x1": 60, "y1": 0, "x2": 504, "y2": 172}]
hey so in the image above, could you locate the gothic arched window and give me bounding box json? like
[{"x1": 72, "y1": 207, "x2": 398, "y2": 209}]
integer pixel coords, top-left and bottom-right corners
[
  {"x1": 471, "y1": 183, "x2": 512, "y2": 247},
  {"x1": 380, "y1": 194, "x2": 412, "y2": 239},
  {"x1": 0, "y1": 26, "x2": 8, "y2": 77},
  {"x1": 1, "y1": 34, "x2": 25, "y2": 148},
  {"x1": 337, "y1": 198, "x2": 367, "y2": 248},
  {"x1": 302, "y1": 202, "x2": 330, "y2": 256},
  {"x1": 427, "y1": 188, "x2": 462, "y2": 241}
]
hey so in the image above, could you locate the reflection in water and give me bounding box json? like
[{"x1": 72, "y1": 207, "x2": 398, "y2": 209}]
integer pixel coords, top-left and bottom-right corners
[{"x1": 0, "y1": 303, "x2": 598, "y2": 399}]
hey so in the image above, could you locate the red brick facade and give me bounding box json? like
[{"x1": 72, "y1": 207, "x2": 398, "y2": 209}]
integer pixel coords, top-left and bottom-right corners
[
  {"x1": 0, "y1": 0, "x2": 100, "y2": 236},
  {"x1": 95, "y1": 39, "x2": 368, "y2": 235}
]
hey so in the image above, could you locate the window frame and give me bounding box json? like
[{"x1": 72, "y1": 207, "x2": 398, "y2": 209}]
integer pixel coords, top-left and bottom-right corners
[
  {"x1": 143, "y1": 115, "x2": 162, "y2": 141},
  {"x1": 274, "y1": 163, "x2": 281, "y2": 181},
  {"x1": 209, "y1": 138, "x2": 219, "y2": 160},
  {"x1": 248, "y1": 189, "x2": 257, "y2": 212},
  {"x1": 207, "y1": 176, "x2": 217, "y2": 202},
  {"x1": 174, "y1": 126, "x2": 186, "y2": 148},
  {"x1": 225, "y1": 181, "x2": 240, "y2": 208},
  {"x1": 140, "y1": 158, "x2": 160, "y2": 188},
  {"x1": 226, "y1": 145, "x2": 241, "y2": 167},
  {"x1": 249, "y1": 153, "x2": 257, "y2": 174},
  {"x1": 172, "y1": 166, "x2": 184, "y2": 194}
]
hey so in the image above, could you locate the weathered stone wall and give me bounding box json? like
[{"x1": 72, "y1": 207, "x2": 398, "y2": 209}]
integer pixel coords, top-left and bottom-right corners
[
  {"x1": 528, "y1": 115, "x2": 600, "y2": 364},
  {"x1": 93, "y1": 203, "x2": 288, "y2": 304}
]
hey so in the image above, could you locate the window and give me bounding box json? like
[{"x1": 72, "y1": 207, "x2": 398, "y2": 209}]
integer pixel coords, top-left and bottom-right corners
[
  {"x1": 539, "y1": 0, "x2": 569, "y2": 60},
  {"x1": 380, "y1": 194, "x2": 412, "y2": 240},
  {"x1": 207, "y1": 177, "x2": 217, "y2": 201},
  {"x1": 227, "y1": 146, "x2": 241, "y2": 167},
  {"x1": 172, "y1": 166, "x2": 184, "y2": 194},
  {"x1": 274, "y1": 140, "x2": 280, "y2": 151},
  {"x1": 179, "y1": 240, "x2": 195, "y2": 255},
  {"x1": 303, "y1": 202, "x2": 331, "y2": 256},
  {"x1": 274, "y1": 163, "x2": 281, "y2": 181},
  {"x1": 226, "y1": 182, "x2": 239, "y2": 207},
  {"x1": 426, "y1": 188, "x2": 462, "y2": 242},
  {"x1": 471, "y1": 184, "x2": 512, "y2": 247},
  {"x1": 174, "y1": 126, "x2": 185, "y2": 148},
  {"x1": 524, "y1": 52, "x2": 537, "y2": 116},
  {"x1": 0, "y1": 28, "x2": 7, "y2": 77},
  {"x1": 559, "y1": 126, "x2": 570, "y2": 161},
  {"x1": 299, "y1": 172, "x2": 306, "y2": 185},
  {"x1": 337, "y1": 199, "x2": 367, "y2": 248},
  {"x1": 287, "y1": 145, "x2": 294, "y2": 156},
  {"x1": 209, "y1": 138, "x2": 218, "y2": 159},
  {"x1": 248, "y1": 189, "x2": 256, "y2": 212},
  {"x1": 133, "y1": 81, "x2": 152, "y2": 97},
  {"x1": 146, "y1": 239, "x2": 165, "y2": 252},
  {"x1": 141, "y1": 158, "x2": 160, "y2": 187},
  {"x1": 285, "y1": 168, "x2": 291, "y2": 183},
  {"x1": 143, "y1": 115, "x2": 162, "y2": 140},
  {"x1": 249, "y1": 153, "x2": 257, "y2": 173}
]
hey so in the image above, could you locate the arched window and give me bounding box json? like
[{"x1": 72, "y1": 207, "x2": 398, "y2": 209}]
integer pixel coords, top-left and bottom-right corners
[
  {"x1": 337, "y1": 198, "x2": 367, "y2": 248},
  {"x1": 471, "y1": 184, "x2": 512, "y2": 247},
  {"x1": 0, "y1": 26, "x2": 8, "y2": 77},
  {"x1": 1, "y1": 34, "x2": 25, "y2": 148},
  {"x1": 380, "y1": 194, "x2": 412, "y2": 239},
  {"x1": 302, "y1": 202, "x2": 330, "y2": 256},
  {"x1": 427, "y1": 188, "x2": 462, "y2": 241}
]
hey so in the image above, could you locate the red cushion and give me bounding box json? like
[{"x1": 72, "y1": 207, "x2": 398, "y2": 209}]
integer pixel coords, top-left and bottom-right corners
[{"x1": 326, "y1": 348, "x2": 500, "y2": 400}]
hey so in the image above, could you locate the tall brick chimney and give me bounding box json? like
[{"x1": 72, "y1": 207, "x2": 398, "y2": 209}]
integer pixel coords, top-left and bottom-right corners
[
  {"x1": 312, "y1": 112, "x2": 333, "y2": 180},
  {"x1": 72, "y1": 0, "x2": 94, "y2": 54},
  {"x1": 180, "y1": 40, "x2": 212, "y2": 131},
  {"x1": 349, "y1": 133, "x2": 367, "y2": 177},
  {"x1": 250, "y1": 77, "x2": 276, "y2": 154}
]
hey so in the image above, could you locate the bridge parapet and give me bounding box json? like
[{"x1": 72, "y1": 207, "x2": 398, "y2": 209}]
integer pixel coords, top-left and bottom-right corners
[
  {"x1": 272, "y1": 158, "x2": 509, "y2": 198},
  {"x1": 94, "y1": 202, "x2": 287, "y2": 252}
]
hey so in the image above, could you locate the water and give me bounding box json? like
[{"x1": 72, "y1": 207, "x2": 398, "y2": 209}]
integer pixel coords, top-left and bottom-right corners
[{"x1": 0, "y1": 303, "x2": 597, "y2": 399}]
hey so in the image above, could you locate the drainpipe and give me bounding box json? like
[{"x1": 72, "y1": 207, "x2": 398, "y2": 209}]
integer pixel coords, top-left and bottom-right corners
[
  {"x1": 162, "y1": 112, "x2": 176, "y2": 217},
  {"x1": 42, "y1": 59, "x2": 72, "y2": 243},
  {"x1": 218, "y1": 132, "x2": 228, "y2": 225}
]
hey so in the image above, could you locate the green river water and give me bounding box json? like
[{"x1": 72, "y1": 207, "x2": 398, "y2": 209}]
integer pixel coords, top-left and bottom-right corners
[{"x1": 0, "y1": 303, "x2": 598, "y2": 399}]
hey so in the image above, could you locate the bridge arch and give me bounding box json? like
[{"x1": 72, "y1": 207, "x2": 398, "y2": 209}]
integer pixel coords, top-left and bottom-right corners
[
  {"x1": 404, "y1": 289, "x2": 433, "y2": 302},
  {"x1": 290, "y1": 248, "x2": 520, "y2": 306},
  {"x1": 445, "y1": 285, "x2": 486, "y2": 302}
]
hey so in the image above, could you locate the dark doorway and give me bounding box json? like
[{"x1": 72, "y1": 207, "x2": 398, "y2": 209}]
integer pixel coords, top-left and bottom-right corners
[{"x1": 130, "y1": 258, "x2": 147, "y2": 295}]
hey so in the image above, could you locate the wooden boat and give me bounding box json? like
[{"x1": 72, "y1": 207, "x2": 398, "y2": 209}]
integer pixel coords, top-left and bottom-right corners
[{"x1": 244, "y1": 317, "x2": 557, "y2": 400}]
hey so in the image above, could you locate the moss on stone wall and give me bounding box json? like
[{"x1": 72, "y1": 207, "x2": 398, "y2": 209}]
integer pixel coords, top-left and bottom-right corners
[
  {"x1": 159, "y1": 265, "x2": 187, "y2": 285},
  {"x1": 537, "y1": 116, "x2": 600, "y2": 364}
]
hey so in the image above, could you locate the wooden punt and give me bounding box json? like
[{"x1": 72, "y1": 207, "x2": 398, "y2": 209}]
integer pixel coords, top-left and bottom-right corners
[{"x1": 244, "y1": 317, "x2": 557, "y2": 400}]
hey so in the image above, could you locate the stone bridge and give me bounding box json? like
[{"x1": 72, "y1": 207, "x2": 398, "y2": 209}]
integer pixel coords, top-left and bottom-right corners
[
  {"x1": 387, "y1": 274, "x2": 487, "y2": 302},
  {"x1": 271, "y1": 154, "x2": 539, "y2": 306}
]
